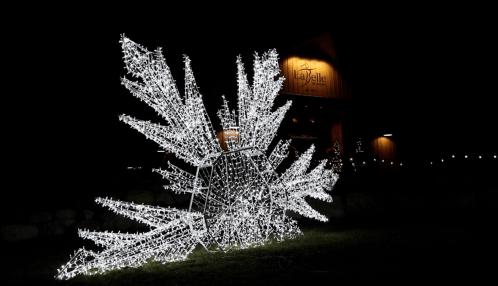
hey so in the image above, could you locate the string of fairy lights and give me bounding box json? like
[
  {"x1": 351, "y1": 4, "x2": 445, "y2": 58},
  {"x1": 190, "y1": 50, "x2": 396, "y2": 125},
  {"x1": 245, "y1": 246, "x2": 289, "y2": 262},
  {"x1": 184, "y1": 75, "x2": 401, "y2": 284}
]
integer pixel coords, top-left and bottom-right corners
[
  {"x1": 428, "y1": 154, "x2": 497, "y2": 165},
  {"x1": 123, "y1": 148, "x2": 496, "y2": 172},
  {"x1": 326, "y1": 138, "x2": 496, "y2": 172},
  {"x1": 345, "y1": 154, "x2": 497, "y2": 170}
]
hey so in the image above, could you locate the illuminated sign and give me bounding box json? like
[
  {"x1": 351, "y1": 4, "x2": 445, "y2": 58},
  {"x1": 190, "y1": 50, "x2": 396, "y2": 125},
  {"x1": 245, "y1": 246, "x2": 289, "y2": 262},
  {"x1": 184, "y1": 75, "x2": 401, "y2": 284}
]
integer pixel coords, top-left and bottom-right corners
[
  {"x1": 293, "y1": 63, "x2": 327, "y2": 87},
  {"x1": 280, "y1": 56, "x2": 351, "y2": 99}
]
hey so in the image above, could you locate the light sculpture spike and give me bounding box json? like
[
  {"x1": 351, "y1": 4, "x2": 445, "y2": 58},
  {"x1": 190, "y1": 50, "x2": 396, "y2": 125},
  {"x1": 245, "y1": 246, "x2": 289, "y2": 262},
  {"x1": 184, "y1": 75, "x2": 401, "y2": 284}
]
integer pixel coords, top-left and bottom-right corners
[{"x1": 56, "y1": 35, "x2": 339, "y2": 280}]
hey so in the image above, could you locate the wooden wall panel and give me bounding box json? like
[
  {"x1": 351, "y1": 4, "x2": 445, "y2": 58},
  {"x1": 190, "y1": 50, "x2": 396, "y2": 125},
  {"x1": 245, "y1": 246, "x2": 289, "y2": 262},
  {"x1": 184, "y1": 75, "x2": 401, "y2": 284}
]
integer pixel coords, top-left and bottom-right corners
[
  {"x1": 279, "y1": 56, "x2": 351, "y2": 100},
  {"x1": 371, "y1": 137, "x2": 399, "y2": 170},
  {"x1": 217, "y1": 130, "x2": 239, "y2": 151}
]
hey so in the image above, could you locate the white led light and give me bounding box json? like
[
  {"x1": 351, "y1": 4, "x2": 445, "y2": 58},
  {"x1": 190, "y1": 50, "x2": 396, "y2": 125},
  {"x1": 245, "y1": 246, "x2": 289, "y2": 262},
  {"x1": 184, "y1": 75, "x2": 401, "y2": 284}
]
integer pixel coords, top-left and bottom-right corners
[
  {"x1": 479, "y1": 156, "x2": 481, "y2": 159},
  {"x1": 441, "y1": 159, "x2": 444, "y2": 162},
  {"x1": 391, "y1": 162, "x2": 393, "y2": 164},
  {"x1": 465, "y1": 155, "x2": 468, "y2": 158},
  {"x1": 452, "y1": 155, "x2": 455, "y2": 158},
  {"x1": 400, "y1": 163, "x2": 402, "y2": 166},
  {"x1": 356, "y1": 139, "x2": 363, "y2": 153},
  {"x1": 331, "y1": 140, "x2": 342, "y2": 173},
  {"x1": 382, "y1": 160, "x2": 384, "y2": 162},
  {"x1": 56, "y1": 36, "x2": 338, "y2": 280}
]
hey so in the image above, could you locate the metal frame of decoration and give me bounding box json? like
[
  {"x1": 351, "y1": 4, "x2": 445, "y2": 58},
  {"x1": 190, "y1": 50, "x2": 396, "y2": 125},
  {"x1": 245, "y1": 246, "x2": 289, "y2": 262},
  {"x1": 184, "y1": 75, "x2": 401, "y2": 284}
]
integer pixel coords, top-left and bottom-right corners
[{"x1": 56, "y1": 35, "x2": 338, "y2": 280}]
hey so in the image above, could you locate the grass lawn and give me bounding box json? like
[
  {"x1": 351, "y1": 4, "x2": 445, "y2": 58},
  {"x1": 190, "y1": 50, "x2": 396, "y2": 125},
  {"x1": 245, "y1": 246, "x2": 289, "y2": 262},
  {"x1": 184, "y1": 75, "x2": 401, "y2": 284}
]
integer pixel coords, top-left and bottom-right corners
[{"x1": 1, "y1": 214, "x2": 494, "y2": 286}]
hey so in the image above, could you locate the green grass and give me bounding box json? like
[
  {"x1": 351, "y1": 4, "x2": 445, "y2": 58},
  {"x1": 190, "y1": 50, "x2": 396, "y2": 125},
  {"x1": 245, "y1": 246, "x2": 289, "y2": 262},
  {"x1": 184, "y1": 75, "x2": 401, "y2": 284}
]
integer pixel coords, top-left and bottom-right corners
[
  {"x1": 56, "y1": 227, "x2": 351, "y2": 285},
  {"x1": 2, "y1": 221, "x2": 494, "y2": 286}
]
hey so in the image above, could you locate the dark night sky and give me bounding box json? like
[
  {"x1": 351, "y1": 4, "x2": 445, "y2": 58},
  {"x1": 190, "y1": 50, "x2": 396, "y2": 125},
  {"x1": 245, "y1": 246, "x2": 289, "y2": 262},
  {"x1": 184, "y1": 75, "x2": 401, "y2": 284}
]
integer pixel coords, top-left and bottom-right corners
[{"x1": 5, "y1": 6, "x2": 495, "y2": 205}]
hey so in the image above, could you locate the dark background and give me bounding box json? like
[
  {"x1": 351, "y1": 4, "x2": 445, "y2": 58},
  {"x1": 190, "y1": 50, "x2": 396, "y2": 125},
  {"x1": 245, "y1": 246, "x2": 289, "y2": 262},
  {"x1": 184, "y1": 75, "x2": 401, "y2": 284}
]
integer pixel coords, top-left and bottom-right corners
[{"x1": 4, "y1": 6, "x2": 495, "y2": 209}]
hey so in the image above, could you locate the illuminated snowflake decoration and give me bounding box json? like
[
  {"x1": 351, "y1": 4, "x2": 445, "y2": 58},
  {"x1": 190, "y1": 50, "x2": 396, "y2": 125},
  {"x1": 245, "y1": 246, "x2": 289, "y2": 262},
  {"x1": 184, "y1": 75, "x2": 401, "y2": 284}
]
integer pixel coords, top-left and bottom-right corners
[{"x1": 56, "y1": 35, "x2": 339, "y2": 280}]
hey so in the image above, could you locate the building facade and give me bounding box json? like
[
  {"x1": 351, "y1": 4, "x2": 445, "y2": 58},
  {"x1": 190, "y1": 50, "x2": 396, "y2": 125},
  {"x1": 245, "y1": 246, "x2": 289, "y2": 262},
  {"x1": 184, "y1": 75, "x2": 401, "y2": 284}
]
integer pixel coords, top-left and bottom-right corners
[{"x1": 275, "y1": 32, "x2": 399, "y2": 173}]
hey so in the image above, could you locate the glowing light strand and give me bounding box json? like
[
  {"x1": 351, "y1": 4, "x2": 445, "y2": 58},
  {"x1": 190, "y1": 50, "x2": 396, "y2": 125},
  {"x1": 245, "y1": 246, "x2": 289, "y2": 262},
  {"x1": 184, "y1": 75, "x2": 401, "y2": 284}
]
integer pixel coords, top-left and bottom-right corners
[
  {"x1": 56, "y1": 35, "x2": 338, "y2": 280},
  {"x1": 332, "y1": 140, "x2": 342, "y2": 173}
]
